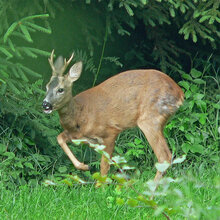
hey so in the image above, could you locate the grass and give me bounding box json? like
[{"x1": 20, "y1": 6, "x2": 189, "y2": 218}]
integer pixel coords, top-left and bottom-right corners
[
  {"x1": 0, "y1": 183, "x2": 154, "y2": 219},
  {"x1": 0, "y1": 165, "x2": 219, "y2": 220}
]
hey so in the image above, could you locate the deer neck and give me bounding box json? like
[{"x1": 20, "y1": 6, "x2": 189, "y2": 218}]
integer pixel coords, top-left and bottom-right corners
[{"x1": 58, "y1": 91, "x2": 75, "y2": 127}]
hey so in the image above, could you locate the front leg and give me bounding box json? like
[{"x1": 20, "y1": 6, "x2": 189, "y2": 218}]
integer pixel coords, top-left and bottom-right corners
[{"x1": 57, "y1": 132, "x2": 89, "y2": 171}]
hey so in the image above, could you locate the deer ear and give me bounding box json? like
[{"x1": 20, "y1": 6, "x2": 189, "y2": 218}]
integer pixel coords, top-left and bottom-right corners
[{"x1": 68, "y1": 62, "x2": 83, "y2": 82}]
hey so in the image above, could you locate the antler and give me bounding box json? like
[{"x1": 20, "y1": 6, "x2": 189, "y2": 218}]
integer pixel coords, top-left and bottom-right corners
[
  {"x1": 48, "y1": 50, "x2": 74, "y2": 76},
  {"x1": 59, "y1": 52, "x2": 74, "y2": 76},
  {"x1": 48, "y1": 49, "x2": 55, "y2": 72}
]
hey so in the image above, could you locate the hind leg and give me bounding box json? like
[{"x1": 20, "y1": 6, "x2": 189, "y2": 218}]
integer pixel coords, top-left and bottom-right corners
[
  {"x1": 100, "y1": 134, "x2": 118, "y2": 176},
  {"x1": 137, "y1": 116, "x2": 172, "y2": 182}
]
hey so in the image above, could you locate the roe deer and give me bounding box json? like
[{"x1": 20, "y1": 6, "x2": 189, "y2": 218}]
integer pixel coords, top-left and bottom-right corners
[{"x1": 43, "y1": 50, "x2": 184, "y2": 181}]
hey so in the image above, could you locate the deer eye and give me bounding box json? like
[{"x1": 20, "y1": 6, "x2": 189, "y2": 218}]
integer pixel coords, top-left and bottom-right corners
[{"x1": 57, "y1": 88, "x2": 64, "y2": 93}]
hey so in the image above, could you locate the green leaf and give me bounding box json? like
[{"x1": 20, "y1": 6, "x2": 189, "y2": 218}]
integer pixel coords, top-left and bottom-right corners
[
  {"x1": 172, "y1": 155, "x2": 186, "y2": 164},
  {"x1": 122, "y1": 165, "x2": 135, "y2": 170},
  {"x1": 194, "y1": 93, "x2": 204, "y2": 100},
  {"x1": 72, "y1": 139, "x2": 86, "y2": 145},
  {"x1": 185, "y1": 90, "x2": 192, "y2": 99},
  {"x1": 134, "y1": 138, "x2": 142, "y2": 145},
  {"x1": 191, "y1": 144, "x2": 204, "y2": 154},
  {"x1": 148, "y1": 19, "x2": 156, "y2": 27},
  {"x1": 58, "y1": 166, "x2": 67, "y2": 173},
  {"x1": 155, "y1": 161, "x2": 170, "y2": 172},
  {"x1": 191, "y1": 85, "x2": 199, "y2": 93},
  {"x1": 43, "y1": 180, "x2": 57, "y2": 186},
  {"x1": 112, "y1": 174, "x2": 127, "y2": 184},
  {"x1": 190, "y1": 68, "x2": 202, "y2": 78},
  {"x1": 185, "y1": 133, "x2": 195, "y2": 143},
  {"x1": 169, "y1": 8, "x2": 175, "y2": 17},
  {"x1": 69, "y1": 175, "x2": 86, "y2": 184},
  {"x1": 16, "y1": 141, "x2": 23, "y2": 150},
  {"x1": 181, "y1": 143, "x2": 191, "y2": 153},
  {"x1": 62, "y1": 179, "x2": 73, "y2": 186},
  {"x1": 127, "y1": 198, "x2": 138, "y2": 207},
  {"x1": 92, "y1": 172, "x2": 101, "y2": 180},
  {"x1": 140, "y1": 0, "x2": 147, "y2": 5},
  {"x1": 112, "y1": 155, "x2": 127, "y2": 164},
  {"x1": 213, "y1": 103, "x2": 220, "y2": 109},
  {"x1": 182, "y1": 74, "x2": 192, "y2": 81},
  {"x1": 179, "y1": 81, "x2": 190, "y2": 90},
  {"x1": 24, "y1": 162, "x2": 34, "y2": 169},
  {"x1": 193, "y1": 79, "x2": 206, "y2": 84},
  {"x1": 14, "y1": 161, "x2": 24, "y2": 168},
  {"x1": 146, "y1": 179, "x2": 157, "y2": 192},
  {"x1": 3, "y1": 152, "x2": 15, "y2": 159},
  {"x1": 180, "y1": 4, "x2": 186, "y2": 13},
  {"x1": 125, "y1": 4, "x2": 134, "y2": 16},
  {"x1": 137, "y1": 195, "x2": 157, "y2": 207},
  {"x1": 116, "y1": 198, "x2": 125, "y2": 205},
  {"x1": 192, "y1": 33, "x2": 197, "y2": 43},
  {"x1": 199, "y1": 113, "x2": 207, "y2": 125}
]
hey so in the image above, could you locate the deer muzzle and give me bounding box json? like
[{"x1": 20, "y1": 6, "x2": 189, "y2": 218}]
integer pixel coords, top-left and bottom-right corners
[{"x1": 42, "y1": 100, "x2": 53, "y2": 114}]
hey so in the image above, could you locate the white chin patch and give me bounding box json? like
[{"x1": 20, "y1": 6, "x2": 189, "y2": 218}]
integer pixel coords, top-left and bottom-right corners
[{"x1": 44, "y1": 109, "x2": 52, "y2": 114}]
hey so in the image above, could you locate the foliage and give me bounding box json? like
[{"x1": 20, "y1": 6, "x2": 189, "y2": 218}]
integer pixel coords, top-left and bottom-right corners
[
  {"x1": 43, "y1": 147, "x2": 220, "y2": 219},
  {"x1": 83, "y1": 0, "x2": 220, "y2": 73},
  {"x1": 1, "y1": 168, "x2": 220, "y2": 219},
  {"x1": 165, "y1": 64, "x2": 219, "y2": 163},
  {"x1": 0, "y1": 1, "x2": 63, "y2": 189}
]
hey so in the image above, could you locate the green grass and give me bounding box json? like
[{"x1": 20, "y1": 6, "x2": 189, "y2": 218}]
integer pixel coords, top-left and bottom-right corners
[{"x1": 0, "y1": 167, "x2": 219, "y2": 220}]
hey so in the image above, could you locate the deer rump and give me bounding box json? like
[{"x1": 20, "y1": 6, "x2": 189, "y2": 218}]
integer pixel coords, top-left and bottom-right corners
[{"x1": 43, "y1": 52, "x2": 184, "y2": 181}]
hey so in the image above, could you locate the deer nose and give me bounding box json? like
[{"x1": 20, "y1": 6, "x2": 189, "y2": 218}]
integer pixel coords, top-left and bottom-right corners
[{"x1": 42, "y1": 100, "x2": 52, "y2": 110}]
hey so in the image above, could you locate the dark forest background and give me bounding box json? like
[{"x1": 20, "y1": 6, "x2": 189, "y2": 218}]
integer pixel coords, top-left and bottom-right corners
[{"x1": 0, "y1": 0, "x2": 219, "y2": 188}]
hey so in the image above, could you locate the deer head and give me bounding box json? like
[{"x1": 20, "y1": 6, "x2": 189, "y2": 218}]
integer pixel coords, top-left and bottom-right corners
[{"x1": 42, "y1": 50, "x2": 83, "y2": 113}]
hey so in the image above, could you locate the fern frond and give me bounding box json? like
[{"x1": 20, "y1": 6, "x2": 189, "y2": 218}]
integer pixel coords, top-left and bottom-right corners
[{"x1": 103, "y1": 57, "x2": 123, "y2": 67}]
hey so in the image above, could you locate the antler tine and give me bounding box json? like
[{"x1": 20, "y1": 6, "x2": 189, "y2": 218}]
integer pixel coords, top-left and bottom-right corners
[
  {"x1": 60, "y1": 52, "x2": 74, "y2": 75},
  {"x1": 63, "y1": 52, "x2": 74, "y2": 66},
  {"x1": 48, "y1": 49, "x2": 55, "y2": 72},
  {"x1": 67, "y1": 52, "x2": 74, "y2": 65}
]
